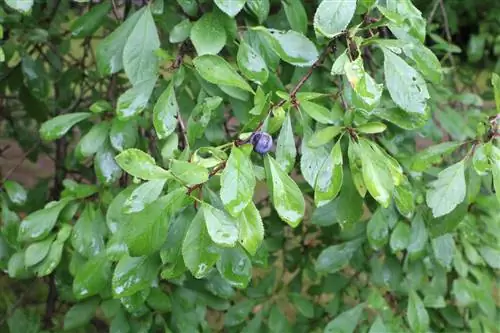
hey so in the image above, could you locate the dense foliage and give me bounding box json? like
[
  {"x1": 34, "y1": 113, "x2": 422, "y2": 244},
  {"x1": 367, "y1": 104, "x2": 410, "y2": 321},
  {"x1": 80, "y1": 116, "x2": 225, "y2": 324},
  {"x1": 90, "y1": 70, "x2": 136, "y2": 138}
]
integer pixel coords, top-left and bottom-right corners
[{"x1": 1, "y1": 0, "x2": 499, "y2": 332}]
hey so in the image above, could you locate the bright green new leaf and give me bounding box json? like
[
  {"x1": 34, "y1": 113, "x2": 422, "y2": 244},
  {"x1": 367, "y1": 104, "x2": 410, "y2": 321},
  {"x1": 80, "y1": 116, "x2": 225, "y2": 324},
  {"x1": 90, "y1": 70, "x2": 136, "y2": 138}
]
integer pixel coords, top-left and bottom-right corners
[
  {"x1": 40, "y1": 112, "x2": 91, "y2": 141},
  {"x1": 315, "y1": 140, "x2": 343, "y2": 207},
  {"x1": 324, "y1": 303, "x2": 364, "y2": 333},
  {"x1": 123, "y1": 179, "x2": 166, "y2": 214},
  {"x1": 220, "y1": 146, "x2": 256, "y2": 217},
  {"x1": 282, "y1": 0, "x2": 308, "y2": 34},
  {"x1": 314, "y1": 0, "x2": 356, "y2": 38},
  {"x1": 411, "y1": 141, "x2": 461, "y2": 172},
  {"x1": 90, "y1": 100, "x2": 112, "y2": 114},
  {"x1": 202, "y1": 203, "x2": 239, "y2": 247},
  {"x1": 265, "y1": 155, "x2": 305, "y2": 227},
  {"x1": 170, "y1": 160, "x2": 209, "y2": 185},
  {"x1": 247, "y1": 0, "x2": 269, "y2": 24},
  {"x1": 112, "y1": 255, "x2": 160, "y2": 297},
  {"x1": 71, "y1": 204, "x2": 107, "y2": 258},
  {"x1": 75, "y1": 121, "x2": 110, "y2": 159},
  {"x1": 217, "y1": 246, "x2": 252, "y2": 288},
  {"x1": 407, "y1": 291, "x2": 429, "y2": 333},
  {"x1": 73, "y1": 253, "x2": 112, "y2": 299},
  {"x1": 214, "y1": 0, "x2": 246, "y2": 17},
  {"x1": 237, "y1": 202, "x2": 264, "y2": 256},
  {"x1": 190, "y1": 13, "x2": 227, "y2": 55},
  {"x1": 109, "y1": 118, "x2": 138, "y2": 152},
  {"x1": 315, "y1": 238, "x2": 364, "y2": 273},
  {"x1": 18, "y1": 199, "x2": 70, "y2": 242},
  {"x1": 390, "y1": 222, "x2": 411, "y2": 252},
  {"x1": 383, "y1": 49, "x2": 429, "y2": 114},
  {"x1": 237, "y1": 41, "x2": 269, "y2": 84},
  {"x1": 3, "y1": 180, "x2": 27, "y2": 205},
  {"x1": 259, "y1": 28, "x2": 318, "y2": 67},
  {"x1": 169, "y1": 19, "x2": 192, "y2": 43},
  {"x1": 426, "y1": 161, "x2": 466, "y2": 217},
  {"x1": 116, "y1": 77, "x2": 156, "y2": 119},
  {"x1": 96, "y1": 8, "x2": 144, "y2": 76},
  {"x1": 356, "y1": 122, "x2": 387, "y2": 134},
  {"x1": 182, "y1": 209, "x2": 221, "y2": 278},
  {"x1": 308, "y1": 126, "x2": 343, "y2": 148},
  {"x1": 153, "y1": 82, "x2": 179, "y2": 139},
  {"x1": 432, "y1": 234, "x2": 455, "y2": 269},
  {"x1": 276, "y1": 112, "x2": 296, "y2": 173},
  {"x1": 70, "y1": 2, "x2": 111, "y2": 38},
  {"x1": 24, "y1": 235, "x2": 55, "y2": 267},
  {"x1": 193, "y1": 55, "x2": 253, "y2": 92},
  {"x1": 63, "y1": 299, "x2": 99, "y2": 331},
  {"x1": 115, "y1": 148, "x2": 171, "y2": 180}
]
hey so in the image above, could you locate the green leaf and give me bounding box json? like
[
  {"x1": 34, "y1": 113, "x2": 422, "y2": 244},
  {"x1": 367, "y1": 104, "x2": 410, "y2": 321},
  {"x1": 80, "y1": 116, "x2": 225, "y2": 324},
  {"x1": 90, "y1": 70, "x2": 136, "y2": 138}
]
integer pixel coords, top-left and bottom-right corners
[
  {"x1": 202, "y1": 203, "x2": 239, "y2": 247},
  {"x1": 411, "y1": 141, "x2": 461, "y2": 172},
  {"x1": 73, "y1": 253, "x2": 112, "y2": 299},
  {"x1": 214, "y1": 0, "x2": 246, "y2": 17},
  {"x1": 6, "y1": 309, "x2": 39, "y2": 333},
  {"x1": 182, "y1": 209, "x2": 221, "y2": 278},
  {"x1": 3, "y1": 180, "x2": 27, "y2": 205},
  {"x1": 190, "y1": 13, "x2": 227, "y2": 55},
  {"x1": 220, "y1": 146, "x2": 256, "y2": 217},
  {"x1": 358, "y1": 139, "x2": 393, "y2": 207},
  {"x1": 356, "y1": 122, "x2": 387, "y2": 134},
  {"x1": 383, "y1": 49, "x2": 429, "y2": 114},
  {"x1": 34, "y1": 226, "x2": 71, "y2": 277},
  {"x1": 40, "y1": 112, "x2": 91, "y2": 141},
  {"x1": 259, "y1": 28, "x2": 318, "y2": 67},
  {"x1": 187, "y1": 96, "x2": 223, "y2": 145},
  {"x1": 324, "y1": 303, "x2": 364, "y2": 333},
  {"x1": 472, "y1": 143, "x2": 491, "y2": 175},
  {"x1": 308, "y1": 126, "x2": 343, "y2": 148},
  {"x1": 393, "y1": 178, "x2": 415, "y2": 218},
  {"x1": 109, "y1": 118, "x2": 138, "y2": 152},
  {"x1": 146, "y1": 288, "x2": 172, "y2": 313},
  {"x1": 268, "y1": 305, "x2": 289, "y2": 332},
  {"x1": 124, "y1": 189, "x2": 186, "y2": 256},
  {"x1": 378, "y1": 0, "x2": 425, "y2": 43},
  {"x1": 94, "y1": 140, "x2": 123, "y2": 185},
  {"x1": 289, "y1": 293, "x2": 314, "y2": 318},
  {"x1": 217, "y1": 246, "x2": 252, "y2": 288},
  {"x1": 315, "y1": 238, "x2": 364, "y2": 274},
  {"x1": 390, "y1": 222, "x2": 411, "y2": 252},
  {"x1": 106, "y1": 185, "x2": 137, "y2": 234},
  {"x1": 71, "y1": 204, "x2": 107, "y2": 257},
  {"x1": 123, "y1": 7, "x2": 159, "y2": 84},
  {"x1": 237, "y1": 202, "x2": 264, "y2": 256},
  {"x1": 18, "y1": 199, "x2": 70, "y2": 242},
  {"x1": 407, "y1": 291, "x2": 429, "y2": 333},
  {"x1": 115, "y1": 148, "x2": 171, "y2": 180},
  {"x1": 112, "y1": 254, "x2": 160, "y2": 297},
  {"x1": 8, "y1": 252, "x2": 31, "y2": 279},
  {"x1": 314, "y1": 140, "x2": 343, "y2": 207},
  {"x1": 237, "y1": 41, "x2": 269, "y2": 85},
  {"x1": 123, "y1": 179, "x2": 166, "y2": 213},
  {"x1": 70, "y1": 2, "x2": 111, "y2": 38},
  {"x1": 402, "y1": 43, "x2": 442, "y2": 84},
  {"x1": 348, "y1": 139, "x2": 367, "y2": 197},
  {"x1": 90, "y1": 100, "x2": 112, "y2": 113},
  {"x1": 63, "y1": 298, "x2": 99, "y2": 331},
  {"x1": 193, "y1": 55, "x2": 253, "y2": 92},
  {"x1": 96, "y1": 8, "x2": 144, "y2": 76},
  {"x1": 491, "y1": 145, "x2": 500, "y2": 203},
  {"x1": 75, "y1": 121, "x2": 110, "y2": 159},
  {"x1": 479, "y1": 246, "x2": 500, "y2": 269},
  {"x1": 275, "y1": 112, "x2": 296, "y2": 173},
  {"x1": 369, "y1": 316, "x2": 387, "y2": 333},
  {"x1": 265, "y1": 155, "x2": 305, "y2": 227},
  {"x1": 153, "y1": 83, "x2": 178, "y2": 140},
  {"x1": 301, "y1": 126, "x2": 330, "y2": 188},
  {"x1": 5, "y1": 0, "x2": 33, "y2": 13},
  {"x1": 247, "y1": 0, "x2": 269, "y2": 24},
  {"x1": 407, "y1": 214, "x2": 428, "y2": 260},
  {"x1": 426, "y1": 161, "x2": 466, "y2": 217},
  {"x1": 344, "y1": 57, "x2": 382, "y2": 111},
  {"x1": 169, "y1": 19, "x2": 192, "y2": 43},
  {"x1": 170, "y1": 160, "x2": 209, "y2": 185},
  {"x1": 24, "y1": 235, "x2": 55, "y2": 267},
  {"x1": 367, "y1": 207, "x2": 390, "y2": 250},
  {"x1": 314, "y1": 0, "x2": 356, "y2": 38},
  {"x1": 300, "y1": 100, "x2": 336, "y2": 124},
  {"x1": 492, "y1": 73, "x2": 500, "y2": 113},
  {"x1": 116, "y1": 77, "x2": 156, "y2": 119},
  {"x1": 282, "y1": 0, "x2": 308, "y2": 34},
  {"x1": 431, "y1": 234, "x2": 455, "y2": 269}
]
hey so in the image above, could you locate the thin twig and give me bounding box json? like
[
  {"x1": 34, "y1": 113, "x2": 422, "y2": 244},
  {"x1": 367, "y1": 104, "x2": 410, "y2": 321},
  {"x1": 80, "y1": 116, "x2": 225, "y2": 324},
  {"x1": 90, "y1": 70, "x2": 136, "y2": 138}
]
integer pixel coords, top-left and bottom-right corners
[
  {"x1": 427, "y1": 0, "x2": 440, "y2": 25},
  {"x1": 187, "y1": 161, "x2": 227, "y2": 195},
  {"x1": 0, "y1": 143, "x2": 38, "y2": 185},
  {"x1": 176, "y1": 112, "x2": 188, "y2": 149},
  {"x1": 439, "y1": 0, "x2": 456, "y2": 69}
]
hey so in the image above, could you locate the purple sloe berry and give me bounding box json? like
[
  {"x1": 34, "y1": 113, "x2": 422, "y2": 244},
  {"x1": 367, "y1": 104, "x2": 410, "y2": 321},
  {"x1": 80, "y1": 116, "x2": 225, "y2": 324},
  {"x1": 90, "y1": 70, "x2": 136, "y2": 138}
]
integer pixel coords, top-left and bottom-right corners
[{"x1": 251, "y1": 132, "x2": 273, "y2": 154}]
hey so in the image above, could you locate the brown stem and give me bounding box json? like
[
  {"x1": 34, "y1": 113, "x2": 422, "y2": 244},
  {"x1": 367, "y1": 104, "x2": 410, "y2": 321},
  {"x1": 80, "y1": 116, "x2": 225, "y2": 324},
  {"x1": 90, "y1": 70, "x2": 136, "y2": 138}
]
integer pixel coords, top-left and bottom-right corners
[{"x1": 186, "y1": 161, "x2": 227, "y2": 195}]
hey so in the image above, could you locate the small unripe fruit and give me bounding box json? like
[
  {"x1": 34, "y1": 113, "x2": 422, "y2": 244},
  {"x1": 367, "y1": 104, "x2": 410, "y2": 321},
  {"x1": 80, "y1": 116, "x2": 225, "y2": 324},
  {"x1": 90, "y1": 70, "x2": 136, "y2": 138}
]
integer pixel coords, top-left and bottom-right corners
[{"x1": 251, "y1": 132, "x2": 273, "y2": 154}]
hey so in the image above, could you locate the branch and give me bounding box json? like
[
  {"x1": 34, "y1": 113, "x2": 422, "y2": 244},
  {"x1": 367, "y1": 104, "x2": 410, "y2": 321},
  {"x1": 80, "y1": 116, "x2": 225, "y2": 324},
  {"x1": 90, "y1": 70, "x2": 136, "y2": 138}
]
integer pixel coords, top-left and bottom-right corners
[{"x1": 0, "y1": 143, "x2": 39, "y2": 186}]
